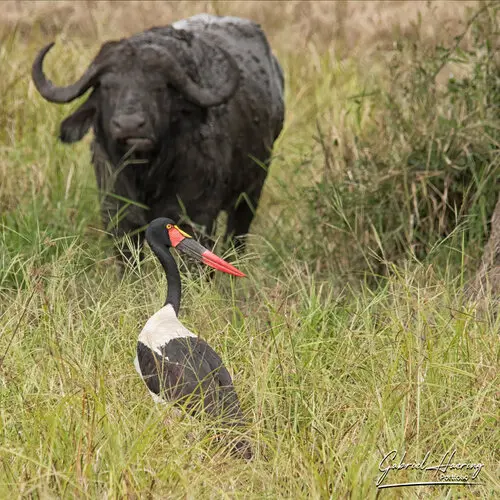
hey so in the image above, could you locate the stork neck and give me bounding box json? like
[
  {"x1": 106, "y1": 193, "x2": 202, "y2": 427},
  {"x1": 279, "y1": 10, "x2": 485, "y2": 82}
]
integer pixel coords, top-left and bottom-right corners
[{"x1": 149, "y1": 242, "x2": 181, "y2": 316}]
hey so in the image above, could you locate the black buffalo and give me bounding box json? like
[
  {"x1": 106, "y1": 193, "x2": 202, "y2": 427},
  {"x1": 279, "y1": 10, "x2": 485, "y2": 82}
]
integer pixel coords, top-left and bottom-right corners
[{"x1": 32, "y1": 14, "x2": 284, "y2": 263}]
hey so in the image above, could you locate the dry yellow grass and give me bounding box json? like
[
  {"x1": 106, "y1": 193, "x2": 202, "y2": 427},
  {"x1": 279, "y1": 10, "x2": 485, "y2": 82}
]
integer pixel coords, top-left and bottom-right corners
[{"x1": 2, "y1": 0, "x2": 480, "y2": 56}]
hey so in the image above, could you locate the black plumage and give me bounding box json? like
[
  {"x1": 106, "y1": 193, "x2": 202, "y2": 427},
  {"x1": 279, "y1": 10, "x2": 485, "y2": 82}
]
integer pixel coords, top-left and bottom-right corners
[{"x1": 137, "y1": 337, "x2": 245, "y2": 423}]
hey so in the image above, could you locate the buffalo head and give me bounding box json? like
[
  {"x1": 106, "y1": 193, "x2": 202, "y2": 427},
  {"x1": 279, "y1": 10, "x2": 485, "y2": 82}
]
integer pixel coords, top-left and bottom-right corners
[{"x1": 32, "y1": 28, "x2": 240, "y2": 159}]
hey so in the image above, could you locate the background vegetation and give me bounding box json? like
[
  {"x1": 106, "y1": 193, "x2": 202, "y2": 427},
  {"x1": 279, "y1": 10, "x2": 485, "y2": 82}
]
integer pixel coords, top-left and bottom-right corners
[{"x1": 1, "y1": 1, "x2": 498, "y2": 498}]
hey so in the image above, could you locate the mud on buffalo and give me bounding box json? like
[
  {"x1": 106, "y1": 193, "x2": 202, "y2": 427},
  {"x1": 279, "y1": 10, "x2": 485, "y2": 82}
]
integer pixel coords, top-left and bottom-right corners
[{"x1": 32, "y1": 14, "x2": 285, "y2": 264}]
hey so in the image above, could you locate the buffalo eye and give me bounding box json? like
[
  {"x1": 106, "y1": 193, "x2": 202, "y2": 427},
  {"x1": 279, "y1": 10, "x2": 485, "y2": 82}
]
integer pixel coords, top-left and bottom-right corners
[{"x1": 100, "y1": 81, "x2": 118, "y2": 92}]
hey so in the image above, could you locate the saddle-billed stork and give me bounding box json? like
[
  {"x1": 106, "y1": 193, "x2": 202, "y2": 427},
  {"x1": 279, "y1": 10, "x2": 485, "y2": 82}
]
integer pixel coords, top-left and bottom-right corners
[{"x1": 134, "y1": 217, "x2": 251, "y2": 458}]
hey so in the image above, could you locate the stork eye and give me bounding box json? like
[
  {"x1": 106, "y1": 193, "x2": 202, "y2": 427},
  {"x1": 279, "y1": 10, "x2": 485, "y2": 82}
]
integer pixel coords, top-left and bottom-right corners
[{"x1": 166, "y1": 224, "x2": 173, "y2": 229}]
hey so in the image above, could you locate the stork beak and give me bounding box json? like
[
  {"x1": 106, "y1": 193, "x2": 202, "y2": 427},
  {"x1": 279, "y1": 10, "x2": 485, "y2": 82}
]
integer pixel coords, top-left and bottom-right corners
[{"x1": 167, "y1": 224, "x2": 246, "y2": 277}]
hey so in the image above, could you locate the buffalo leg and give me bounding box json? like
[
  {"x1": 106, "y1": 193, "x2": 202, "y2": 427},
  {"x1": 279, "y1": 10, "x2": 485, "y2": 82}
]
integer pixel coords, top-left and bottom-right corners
[
  {"x1": 101, "y1": 207, "x2": 146, "y2": 268},
  {"x1": 92, "y1": 142, "x2": 148, "y2": 269},
  {"x1": 225, "y1": 192, "x2": 261, "y2": 254},
  {"x1": 114, "y1": 226, "x2": 145, "y2": 268},
  {"x1": 98, "y1": 192, "x2": 147, "y2": 269}
]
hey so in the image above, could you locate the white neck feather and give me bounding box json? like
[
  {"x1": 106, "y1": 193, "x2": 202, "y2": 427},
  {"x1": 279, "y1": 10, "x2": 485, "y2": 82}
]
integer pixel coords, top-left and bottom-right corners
[{"x1": 138, "y1": 304, "x2": 196, "y2": 354}]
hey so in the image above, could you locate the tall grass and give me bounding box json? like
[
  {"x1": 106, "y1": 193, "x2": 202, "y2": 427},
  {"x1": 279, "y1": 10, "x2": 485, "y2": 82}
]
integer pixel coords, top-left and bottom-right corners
[
  {"x1": 292, "y1": 2, "x2": 500, "y2": 282},
  {"x1": 1, "y1": 1, "x2": 499, "y2": 498}
]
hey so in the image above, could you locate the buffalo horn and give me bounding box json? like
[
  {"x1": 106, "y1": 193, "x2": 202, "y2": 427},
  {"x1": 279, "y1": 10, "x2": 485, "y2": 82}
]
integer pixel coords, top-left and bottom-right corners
[
  {"x1": 32, "y1": 42, "x2": 105, "y2": 103},
  {"x1": 156, "y1": 45, "x2": 240, "y2": 107}
]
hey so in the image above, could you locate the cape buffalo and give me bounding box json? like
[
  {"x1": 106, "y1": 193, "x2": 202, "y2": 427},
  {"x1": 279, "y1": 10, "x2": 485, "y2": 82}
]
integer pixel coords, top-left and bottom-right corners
[{"x1": 32, "y1": 14, "x2": 284, "y2": 264}]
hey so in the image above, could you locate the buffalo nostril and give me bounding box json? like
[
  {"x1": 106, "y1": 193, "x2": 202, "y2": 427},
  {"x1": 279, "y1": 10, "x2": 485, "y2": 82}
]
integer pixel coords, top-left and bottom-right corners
[{"x1": 111, "y1": 115, "x2": 146, "y2": 135}]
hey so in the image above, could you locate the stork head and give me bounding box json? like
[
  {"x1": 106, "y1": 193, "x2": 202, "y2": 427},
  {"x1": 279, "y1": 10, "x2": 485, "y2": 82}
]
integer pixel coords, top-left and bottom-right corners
[{"x1": 146, "y1": 218, "x2": 246, "y2": 277}]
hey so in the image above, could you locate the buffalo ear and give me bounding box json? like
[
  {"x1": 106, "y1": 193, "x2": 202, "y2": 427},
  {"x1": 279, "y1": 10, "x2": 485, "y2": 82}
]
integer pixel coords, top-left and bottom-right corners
[{"x1": 59, "y1": 91, "x2": 97, "y2": 143}]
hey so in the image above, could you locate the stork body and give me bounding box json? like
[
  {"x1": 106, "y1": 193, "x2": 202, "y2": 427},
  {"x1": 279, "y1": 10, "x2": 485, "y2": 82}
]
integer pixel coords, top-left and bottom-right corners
[{"x1": 134, "y1": 218, "x2": 250, "y2": 458}]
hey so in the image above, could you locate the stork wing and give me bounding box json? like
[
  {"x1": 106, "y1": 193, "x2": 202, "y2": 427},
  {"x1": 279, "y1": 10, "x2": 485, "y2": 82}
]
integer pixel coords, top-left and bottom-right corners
[{"x1": 136, "y1": 337, "x2": 245, "y2": 424}]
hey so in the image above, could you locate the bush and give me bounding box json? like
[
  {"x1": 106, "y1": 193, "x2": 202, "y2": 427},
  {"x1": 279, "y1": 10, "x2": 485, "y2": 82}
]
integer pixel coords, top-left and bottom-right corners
[{"x1": 298, "y1": 2, "x2": 499, "y2": 282}]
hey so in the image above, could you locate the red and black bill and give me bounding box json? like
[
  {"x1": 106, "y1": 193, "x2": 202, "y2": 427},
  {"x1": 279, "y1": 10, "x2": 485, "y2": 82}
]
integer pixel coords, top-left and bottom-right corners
[{"x1": 166, "y1": 224, "x2": 246, "y2": 278}]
